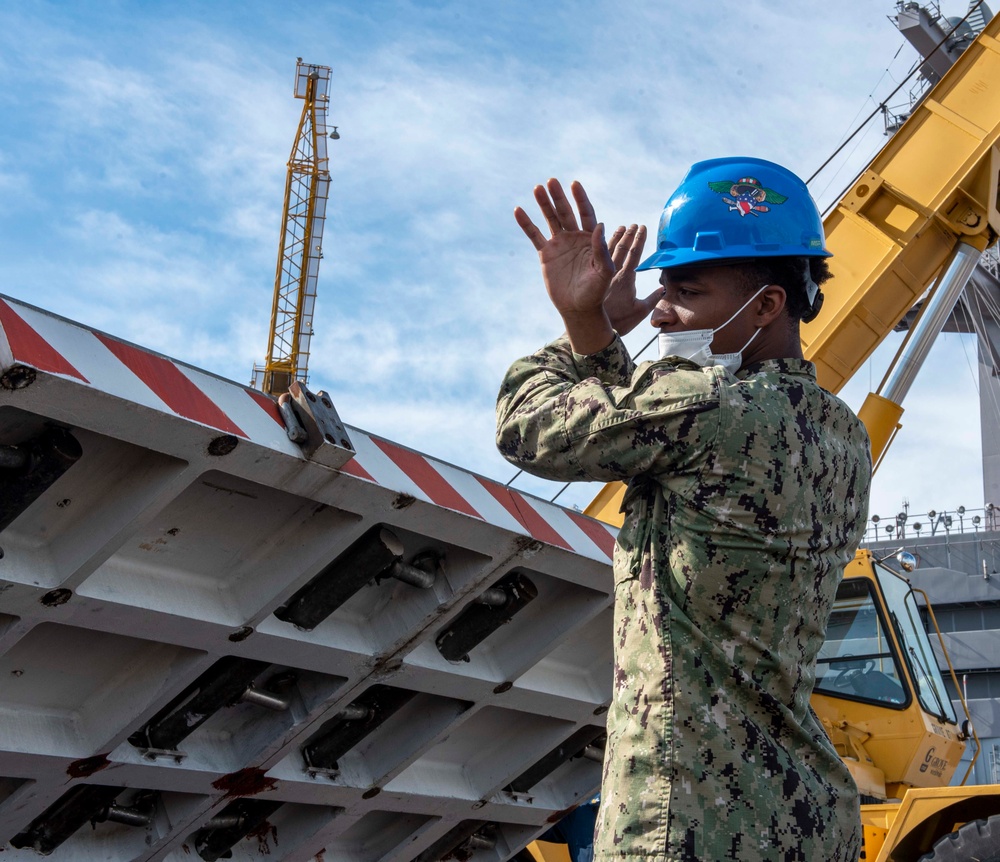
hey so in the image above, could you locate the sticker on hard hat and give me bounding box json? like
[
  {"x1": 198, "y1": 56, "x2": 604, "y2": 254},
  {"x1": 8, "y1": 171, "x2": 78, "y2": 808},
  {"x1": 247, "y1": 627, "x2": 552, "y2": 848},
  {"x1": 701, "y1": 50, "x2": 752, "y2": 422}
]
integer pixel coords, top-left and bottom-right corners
[{"x1": 708, "y1": 177, "x2": 788, "y2": 218}]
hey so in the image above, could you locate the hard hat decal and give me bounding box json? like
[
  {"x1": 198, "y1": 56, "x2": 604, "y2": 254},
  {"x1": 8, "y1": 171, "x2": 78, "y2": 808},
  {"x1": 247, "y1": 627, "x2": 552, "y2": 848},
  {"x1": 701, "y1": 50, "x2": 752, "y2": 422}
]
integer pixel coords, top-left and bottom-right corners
[{"x1": 708, "y1": 177, "x2": 788, "y2": 218}]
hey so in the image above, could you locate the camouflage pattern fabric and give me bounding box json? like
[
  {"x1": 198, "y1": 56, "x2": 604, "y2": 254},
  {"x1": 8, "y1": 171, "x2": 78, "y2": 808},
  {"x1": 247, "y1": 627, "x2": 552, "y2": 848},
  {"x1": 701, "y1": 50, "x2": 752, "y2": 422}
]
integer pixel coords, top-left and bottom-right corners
[{"x1": 496, "y1": 334, "x2": 871, "y2": 862}]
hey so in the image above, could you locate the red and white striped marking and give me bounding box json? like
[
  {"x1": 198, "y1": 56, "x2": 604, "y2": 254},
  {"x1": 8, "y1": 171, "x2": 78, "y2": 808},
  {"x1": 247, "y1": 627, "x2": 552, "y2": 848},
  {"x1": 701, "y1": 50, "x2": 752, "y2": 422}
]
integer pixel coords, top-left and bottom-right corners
[
  {"x1": 0, "y1": 296, "x2": 297, "y2": 454},
  {"x1": 0, "y1": 295, "x2": 617, "y2": 562},
  {"x1": 343, "y1": 431, "x2": 617, "y2": 561}
]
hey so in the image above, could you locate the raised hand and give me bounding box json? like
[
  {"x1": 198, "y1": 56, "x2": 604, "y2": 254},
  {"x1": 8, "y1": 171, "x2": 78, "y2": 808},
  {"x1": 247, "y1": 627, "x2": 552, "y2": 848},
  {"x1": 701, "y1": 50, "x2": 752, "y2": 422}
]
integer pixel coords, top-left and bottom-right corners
[
  {"x1": 604, "y1": 224, "x2": 660, "y2": 336},
  {"x1": 515, "y1": 179, "x2": 616, "y2": 354},
  {"x1": 514, "y1": 179, "x2": 615, "y2": 317}
]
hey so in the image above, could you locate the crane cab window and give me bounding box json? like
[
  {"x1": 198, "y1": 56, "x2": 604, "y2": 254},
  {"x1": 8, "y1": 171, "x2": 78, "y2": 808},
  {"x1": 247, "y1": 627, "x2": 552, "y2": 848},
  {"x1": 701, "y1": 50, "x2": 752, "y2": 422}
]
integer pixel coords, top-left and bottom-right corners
[
  {"x1": 814, "y1": 578, "x2": 908, "y2": 707},
  {"x1": 873, "y1": 563, "x2": 958, "y2": 724}
]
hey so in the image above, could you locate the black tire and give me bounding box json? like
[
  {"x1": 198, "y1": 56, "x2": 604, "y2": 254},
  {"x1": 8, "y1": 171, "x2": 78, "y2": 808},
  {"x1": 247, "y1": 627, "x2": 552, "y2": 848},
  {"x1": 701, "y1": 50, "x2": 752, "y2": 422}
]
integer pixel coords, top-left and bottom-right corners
[{"x1": 917, "y1": 814, "x2": 1000, "y2": 862}]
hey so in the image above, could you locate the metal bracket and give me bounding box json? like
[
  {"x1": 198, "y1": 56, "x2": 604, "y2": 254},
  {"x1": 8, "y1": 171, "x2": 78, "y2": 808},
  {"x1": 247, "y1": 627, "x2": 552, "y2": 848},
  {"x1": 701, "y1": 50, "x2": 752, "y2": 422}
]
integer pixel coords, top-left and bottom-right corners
[{"x1": 285, "y1": 381, "x2": 355, "y2": 469}]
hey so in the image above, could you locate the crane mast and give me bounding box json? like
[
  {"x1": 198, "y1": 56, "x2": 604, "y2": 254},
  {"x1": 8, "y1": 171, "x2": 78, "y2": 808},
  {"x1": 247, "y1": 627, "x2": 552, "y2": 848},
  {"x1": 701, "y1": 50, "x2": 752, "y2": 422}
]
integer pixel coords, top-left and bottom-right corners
[{"x1": 252, "y1": 60, "x2": 333, "y2": 396}]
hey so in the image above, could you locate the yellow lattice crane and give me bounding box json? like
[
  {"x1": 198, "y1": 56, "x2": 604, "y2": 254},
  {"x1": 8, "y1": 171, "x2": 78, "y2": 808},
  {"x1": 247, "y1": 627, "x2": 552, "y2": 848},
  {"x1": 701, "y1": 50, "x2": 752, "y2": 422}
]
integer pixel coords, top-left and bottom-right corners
[{"x1": 252, "y1": 59, "x2": 336, "y2": 396}]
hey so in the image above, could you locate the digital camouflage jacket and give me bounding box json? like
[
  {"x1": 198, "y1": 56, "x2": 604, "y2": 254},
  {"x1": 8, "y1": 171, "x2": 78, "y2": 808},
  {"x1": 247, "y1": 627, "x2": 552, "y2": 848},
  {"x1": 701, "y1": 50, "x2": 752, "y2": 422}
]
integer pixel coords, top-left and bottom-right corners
[{"x1": 496, "y1": 334, "x2": 871, "y2": 862}]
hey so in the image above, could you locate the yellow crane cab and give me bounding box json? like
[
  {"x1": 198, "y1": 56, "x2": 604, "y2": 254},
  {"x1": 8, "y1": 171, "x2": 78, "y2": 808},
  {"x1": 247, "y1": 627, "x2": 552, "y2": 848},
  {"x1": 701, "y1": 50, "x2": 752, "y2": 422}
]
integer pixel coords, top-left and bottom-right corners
[
  {"x1": 806, "y1": 549, "x2": 1000, "y2": 861},
  {"x1": 813, "y1": 549, "x2": 968, "y2": 806}
]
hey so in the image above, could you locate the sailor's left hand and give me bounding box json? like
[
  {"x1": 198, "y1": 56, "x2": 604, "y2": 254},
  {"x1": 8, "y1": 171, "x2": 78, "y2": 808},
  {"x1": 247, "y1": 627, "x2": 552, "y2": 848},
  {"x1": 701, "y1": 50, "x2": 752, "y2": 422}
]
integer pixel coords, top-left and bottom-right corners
[
  {"x1": 514, "y1": 179, "x2": 615, "y2": 318},
  {"x1": 604, "y1": 224, "x2": 659, "y2": 335},
  {"x1": 515, "y1": 179, "x2": 619, "y2": 354}
]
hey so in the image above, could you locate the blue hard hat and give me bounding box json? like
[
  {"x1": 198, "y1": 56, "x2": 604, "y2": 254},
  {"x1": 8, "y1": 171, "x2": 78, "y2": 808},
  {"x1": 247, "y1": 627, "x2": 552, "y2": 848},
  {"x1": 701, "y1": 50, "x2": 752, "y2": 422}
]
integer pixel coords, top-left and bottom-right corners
[{"x1": 636, "y1": 157, "x2": 830, "y2": 271}]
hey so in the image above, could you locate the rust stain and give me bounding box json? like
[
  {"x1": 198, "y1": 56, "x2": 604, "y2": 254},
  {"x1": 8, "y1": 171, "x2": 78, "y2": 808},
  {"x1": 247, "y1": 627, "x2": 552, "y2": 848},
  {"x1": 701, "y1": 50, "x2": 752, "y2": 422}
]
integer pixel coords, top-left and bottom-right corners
[
  {"x1": 211, "y1": 767, "x2": 277, "y2": 799},
  {"x1": 514, "y1": 536, "x2": 544, "y2": 554},
  {"x1": 247, "y1": 821, "x2": 278, "y2": 855},
  {"x1": 66, "y1": 753, "x2": 111, "y2": 778},
  {"x1": 368, "y1": 655, "x2": 403, "y2": 678}
]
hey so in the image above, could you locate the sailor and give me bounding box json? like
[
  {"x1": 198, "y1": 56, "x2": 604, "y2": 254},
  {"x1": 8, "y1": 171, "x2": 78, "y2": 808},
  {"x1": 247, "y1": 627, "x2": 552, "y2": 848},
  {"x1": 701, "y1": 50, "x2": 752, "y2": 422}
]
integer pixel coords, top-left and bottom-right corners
[{"x1": 496, "y1": 157, "x2": 872, "y2": 862}]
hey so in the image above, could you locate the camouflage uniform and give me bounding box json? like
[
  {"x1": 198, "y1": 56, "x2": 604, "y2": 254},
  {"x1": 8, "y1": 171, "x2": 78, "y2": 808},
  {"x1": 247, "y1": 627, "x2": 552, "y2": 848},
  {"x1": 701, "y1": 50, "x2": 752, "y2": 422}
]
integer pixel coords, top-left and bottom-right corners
[{"x1": 496, "y1": 334, "x2": 871, "y2": 862}]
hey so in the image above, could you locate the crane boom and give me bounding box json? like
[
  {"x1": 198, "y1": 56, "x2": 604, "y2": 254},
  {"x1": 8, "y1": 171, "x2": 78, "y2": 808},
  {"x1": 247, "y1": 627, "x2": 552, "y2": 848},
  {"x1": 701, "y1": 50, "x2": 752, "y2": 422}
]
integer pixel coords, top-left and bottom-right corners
[{"x1": 252, "y1": 60, "x2": 332, "y2": 396}]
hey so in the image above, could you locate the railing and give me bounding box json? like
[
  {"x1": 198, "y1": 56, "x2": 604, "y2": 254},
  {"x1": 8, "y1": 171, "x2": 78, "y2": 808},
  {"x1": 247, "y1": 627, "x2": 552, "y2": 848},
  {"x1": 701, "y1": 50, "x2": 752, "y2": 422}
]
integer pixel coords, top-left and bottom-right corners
[
  {"x1": 860, "y1": 505, "x2": 1000, "y2": 574},
  {"x1": 863, "y1": 504, "x2": 999, "y2": 543}
]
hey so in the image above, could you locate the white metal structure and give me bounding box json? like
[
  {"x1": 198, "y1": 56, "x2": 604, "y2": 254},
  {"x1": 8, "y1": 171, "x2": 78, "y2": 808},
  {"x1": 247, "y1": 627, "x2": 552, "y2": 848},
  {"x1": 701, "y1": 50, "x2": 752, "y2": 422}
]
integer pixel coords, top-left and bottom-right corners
[{"x1": 0, "y1": 294, "x2": 616, "y2": 861}]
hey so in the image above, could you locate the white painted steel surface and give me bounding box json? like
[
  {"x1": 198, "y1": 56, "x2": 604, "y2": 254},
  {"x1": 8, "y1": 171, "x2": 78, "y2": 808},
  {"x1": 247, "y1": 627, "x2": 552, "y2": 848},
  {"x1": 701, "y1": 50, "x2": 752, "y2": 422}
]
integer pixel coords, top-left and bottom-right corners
[{"x1": 0, "y1": 294, "x2": 616, "y2": 861}]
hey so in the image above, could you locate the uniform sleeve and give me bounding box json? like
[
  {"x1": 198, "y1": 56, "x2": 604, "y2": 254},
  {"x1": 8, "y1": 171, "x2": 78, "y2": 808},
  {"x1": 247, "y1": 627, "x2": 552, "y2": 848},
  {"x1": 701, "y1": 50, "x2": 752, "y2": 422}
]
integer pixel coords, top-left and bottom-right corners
[{"x1": 496, "y1": 334, "x2": 720, "y2": 483}]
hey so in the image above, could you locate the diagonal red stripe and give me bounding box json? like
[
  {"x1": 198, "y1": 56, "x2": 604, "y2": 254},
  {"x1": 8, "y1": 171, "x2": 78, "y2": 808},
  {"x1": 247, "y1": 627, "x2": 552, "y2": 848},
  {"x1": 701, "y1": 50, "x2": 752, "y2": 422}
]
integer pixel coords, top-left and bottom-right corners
[
  {"x1": 0, "y1": 300, "x2": 88, "y2": 381},
  {"x1": 246, "y1": 388, "x2": 284, "y2": 427},
  {"x1": 95, "y1": 334, "x2": 246, "y2": 438},
  {"x1": 566, "y1": 510, "x2": 617, "y2": 559},
  {"x1": 475, "y1": 477, "x2": 571, "y2": 550},
  {"x1": 339, "y1": 457, "x2": 375, "y2": 482},
  {"x1": 371, "y1": 438, "x2": 481, "y2": 519}
]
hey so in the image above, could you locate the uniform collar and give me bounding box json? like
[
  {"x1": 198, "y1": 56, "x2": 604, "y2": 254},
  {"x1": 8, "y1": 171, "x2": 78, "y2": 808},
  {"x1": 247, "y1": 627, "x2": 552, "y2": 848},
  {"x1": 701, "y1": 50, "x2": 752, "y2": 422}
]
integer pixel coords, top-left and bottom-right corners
[{"x1": 736, "y1": 357, "x2": 817, "y2": 380}]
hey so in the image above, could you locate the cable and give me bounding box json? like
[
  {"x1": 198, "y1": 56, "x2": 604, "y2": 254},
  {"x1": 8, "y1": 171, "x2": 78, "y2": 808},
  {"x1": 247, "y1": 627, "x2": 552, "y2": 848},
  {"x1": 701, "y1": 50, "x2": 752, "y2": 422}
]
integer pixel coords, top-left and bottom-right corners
[
  {"x1": 807, "y1": 0, "x2": 987, "y2": 186},
  {"x1": 882, "y1": 42, "x2": 908, "y2": 86},
  {"x1": 831, "y1": 41, "x2": 905, "y2": 152},
  {"x1": 633, "y1": 331, "x2": 658, "y2": 361},
  {"x1": 954, "y1": 293, "x2": 981, "y2": 395},
  {"x1": 550, "y1": 482, "x2": 571, "y2": 502},
  {"x1": 941, "y1": 276, "x2": 1000, "y2": 469},
  {"x1": 813, "y1": 119, "x2": 884, "y2": 208},
  {"x1": 965, "y1": 277, "x2": 1000, "y2": 428}
]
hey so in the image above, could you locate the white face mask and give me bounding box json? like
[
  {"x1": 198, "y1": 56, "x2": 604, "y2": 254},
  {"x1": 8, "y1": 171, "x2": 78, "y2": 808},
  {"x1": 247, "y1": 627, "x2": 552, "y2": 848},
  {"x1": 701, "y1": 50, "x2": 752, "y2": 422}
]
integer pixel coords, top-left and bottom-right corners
[{"x1": 657, "y1": 283, "x2": 768, "y2": 374}]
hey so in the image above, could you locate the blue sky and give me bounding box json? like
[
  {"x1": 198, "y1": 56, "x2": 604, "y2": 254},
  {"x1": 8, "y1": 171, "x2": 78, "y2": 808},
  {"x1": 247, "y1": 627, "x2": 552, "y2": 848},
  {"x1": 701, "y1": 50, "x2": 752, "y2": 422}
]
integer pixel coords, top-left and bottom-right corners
[{"x1": 0, "y1": 0, "x2": 989, "y2": 524}]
